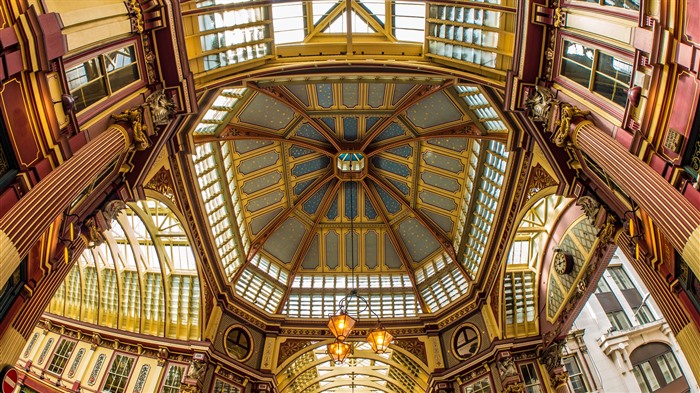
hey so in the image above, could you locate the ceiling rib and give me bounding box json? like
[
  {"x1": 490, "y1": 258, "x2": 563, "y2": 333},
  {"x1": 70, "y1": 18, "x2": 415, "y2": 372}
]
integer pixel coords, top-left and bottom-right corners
[
  {"x1": 360, "y1": 80, "x2": 455, "y2": 151},
  {"x1": 361, "y1": 180, "x2": 428, "y2": 313},
  {"x1": 365, "y1": 121, "x2": 507, "y2": 157},
  {"x1": 366, "y1": 172, "x2": 466, "y2": 280},
  {"x1": 275, "y1": 179, "x2": 341, "y2": 314},
  {"x1": 230, "y1": 172, "x2": 336, "y2": 284},
  {"x1": 198, "y1": 125, "x2": 336, "y2": 157},
  {"x1": 249, "y1": 83, "x2": 343, "y2": 151}
]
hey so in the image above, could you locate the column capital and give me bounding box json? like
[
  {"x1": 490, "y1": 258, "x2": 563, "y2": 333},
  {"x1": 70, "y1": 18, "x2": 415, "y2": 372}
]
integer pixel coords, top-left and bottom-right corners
[{"x1": 553, "y1": 103, "x2": 590, "y2": 148}]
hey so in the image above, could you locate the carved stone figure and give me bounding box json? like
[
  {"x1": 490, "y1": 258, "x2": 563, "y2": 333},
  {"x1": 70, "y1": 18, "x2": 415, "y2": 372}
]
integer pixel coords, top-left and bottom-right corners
[
  {"x1": 524, "y1": 86, "x2": 554, "y2": 123},
  {"x1": 576, "y1": 196, "x2": 600, "y2": 221},
  {"x1": 540, "y1": 341, "x2": 564, "y2": 373},
  {"x1": 497, "y1": 357, "x2": 518, "y2": 379},
  {"x1": 187, "y1": 359, "x2": 206, "y2": 382},
  {"x1": 102, "y1": 200, "x2": 127, "y2": 227},
  {"x1": 146, "y1": 90, "x2": 176, "y2": 126}
]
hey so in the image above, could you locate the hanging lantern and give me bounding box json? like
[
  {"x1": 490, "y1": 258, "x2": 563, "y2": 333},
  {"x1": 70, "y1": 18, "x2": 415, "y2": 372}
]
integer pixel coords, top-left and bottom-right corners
[
  {"x1": 328, "y1": 312, "x2": 356, "y2": 341},
  {"x1": 327, "y1": 340, "x2": 352, "y2": 364},
  {"x1": 367, "y1": 327, "x2": 393, "y2": 354}
]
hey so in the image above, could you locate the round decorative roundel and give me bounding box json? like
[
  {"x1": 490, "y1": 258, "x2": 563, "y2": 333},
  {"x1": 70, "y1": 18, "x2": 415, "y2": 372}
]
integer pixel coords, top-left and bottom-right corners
[
  {"x1": 225, "y1": 326, "x2": 253, "y2": 361},
  {"x1": 453, "y1": 325, "x2": 480, "y2": 359}
]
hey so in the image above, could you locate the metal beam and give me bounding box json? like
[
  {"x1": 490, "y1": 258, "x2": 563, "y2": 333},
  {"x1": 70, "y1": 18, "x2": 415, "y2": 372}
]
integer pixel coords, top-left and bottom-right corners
[
  {"x1": 361, "y1": 180, "x2": 429, "y2": 313},
  {"x1": 249, "y1": 83, "x2": 343, "y2": 151},
  {"x1": 365, "y1": 121, "x2": 507, "y2": 157},
  {"x1": 360, "y1": 79, "x2": 455, "y2": 150},
  {"x1": 197, "y1": 124, "x2": 336, "y2": 157},
  {"x1": 275, "y1": 180, "x2": 341, "y2": 314}
]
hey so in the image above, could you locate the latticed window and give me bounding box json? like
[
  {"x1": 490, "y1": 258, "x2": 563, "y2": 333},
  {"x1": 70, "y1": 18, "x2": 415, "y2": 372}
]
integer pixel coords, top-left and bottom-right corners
[
  {"x1": 101, "y1": 354, "x2": 135, "y2": 393},
  {"x1": 66, "y1": 45, "x2": 140, "y2": 112},
  {"x1": 595, "y1": 276, "x2": 611, "y2": 293},
  {"x1": 520, "y1": 363, "x2": 543, "y2": 393},
  {"x1": 161, "y1": 364, "x2": 186, "y2": 393},
  {"x1": 560, "y1": 40, "x2": 632, "y2": 107},
  {"x1": 563, "y1": 356, "x2": 588, "y2": 393},
  {"x1": 608, "y1": 266, "x2": 634, "y2": 290},
  {"x1": 464, "y1": 376, "x2": 491, "y2": 393},
  {"x1": 47, "y1": 339, "x2": 75, "y2": 375},
  {"x1": 213, "y1": 378, "x2": 240, "y2": 393}
]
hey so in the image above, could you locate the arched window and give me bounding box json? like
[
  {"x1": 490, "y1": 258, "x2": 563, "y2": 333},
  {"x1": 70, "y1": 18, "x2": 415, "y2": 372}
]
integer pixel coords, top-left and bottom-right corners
[{"x1": 631, "y1": 343, "x2": 688, "y2": 393}]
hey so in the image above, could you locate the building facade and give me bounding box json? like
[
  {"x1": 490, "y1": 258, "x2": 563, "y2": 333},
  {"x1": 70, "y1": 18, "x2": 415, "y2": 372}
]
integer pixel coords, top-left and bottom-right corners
[
  {"x1": 0, "y1": 0, "x2": 699, "y2": 393},
  {"x1": 564, "y1": 249, "x2": 698, "y2": 393}
]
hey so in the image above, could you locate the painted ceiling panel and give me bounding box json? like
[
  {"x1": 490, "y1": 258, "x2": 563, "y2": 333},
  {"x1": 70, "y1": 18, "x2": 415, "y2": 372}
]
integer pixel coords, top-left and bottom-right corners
[
  {"x1": 398, "y1": 217, "x2": 441, "y2": 263},
  {"x1": 190, "y1": 82, "x2": 513, "y2": 318},
  {"x1": 239, "y1": 150, "x2": 280, "y2": 175},
  {"x1": 286, "y1": 84, "x2": 310, "y2": 107},
  {"x1": 238, "y1": 94, "x2": 295, "y2": 131},
  {"x1": 342, "y1": 83, "x2": 359, "y2": 108},
  {"x1": 241, "y1": 171, "x2": 282, "y2": 195},
  {"x1": 405, "y1": 91, "x2": 462, "y2": 129},
  {"x1": 234, "y1": 140, "x2": 274, "y2": 154},
  {"x1": 262, "y1": 217, "x2": 307, "y2": 264},
  {"x1": 250, "y1": 207, "x2": 284, "y2": 235}
]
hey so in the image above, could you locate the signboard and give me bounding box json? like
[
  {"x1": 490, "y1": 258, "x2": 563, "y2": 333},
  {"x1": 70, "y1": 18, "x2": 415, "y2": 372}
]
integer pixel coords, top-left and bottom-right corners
[{"x1": 1, "y1": 367, "x2": 17, "y2": 393}]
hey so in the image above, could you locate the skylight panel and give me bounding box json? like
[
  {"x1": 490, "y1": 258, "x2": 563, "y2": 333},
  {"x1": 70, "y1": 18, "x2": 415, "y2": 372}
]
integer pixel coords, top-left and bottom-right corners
[{"x1": 272, "y1": 2, "x2": 305, "y2": 44}]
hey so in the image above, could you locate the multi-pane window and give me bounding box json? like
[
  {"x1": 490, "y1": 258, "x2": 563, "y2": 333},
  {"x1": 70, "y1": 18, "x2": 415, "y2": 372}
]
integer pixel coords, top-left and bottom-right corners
[
  {"x1": 634, "y1": 361, "x2": 661, "y2": 393},
  {"x1": 66, "y1": 45, "x2": 140, "y2": 112},
  {"x1": 464, "y1": 376, "x2": 491, "y2": 393},
  {"x1": 47, "y1": 339, "x2": 76, "y2": 375},
  {"x1": 426, "y1": 5, "x2": 501, "y2": 68},
  {"x1": 101, "y1": 354, "x2": 135, "y2": 393},
  {"x1": 560, "y1": 40, "x2": 632, "y2": 107},
  {"x1": 580, "y1": 0, "x2": 640, "y2": 11},
  {"x1": 520, "y1": 363, "x2": 543, "y2": 393},
  {"x1": 608, "y1": 266, "x2": 634, "y2": 290},
  {"x1": 563, "y1": 356, "x2": 588, "y2": 393},
  {"x1": 635, "y1": 304, "x2": 655, "y2": 325},
  {"x1": 213, "y1": 378, "x2": 240, "y2": 393},
  {"x1": 633, "y1": 345, "x2": 685, "y2": 393},
  {"x1": 607, "y1": 310, "x2": 631, "y2": 331},
  {"x1": 161, "y1": 363, "x2": 186, "y2": 393},
  {"x1": 595, "y1": 276, "x2": 611, "y2": 293},
  {"x1": 197, "y1": 7, "x2": 271, "y2": 70},
  {"x1": 656, "y1": 352, "x2": 683, "y2": 384}
]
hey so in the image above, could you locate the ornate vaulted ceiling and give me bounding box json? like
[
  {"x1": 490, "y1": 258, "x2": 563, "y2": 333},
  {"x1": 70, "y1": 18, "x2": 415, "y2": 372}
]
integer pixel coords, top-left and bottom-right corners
[{"x1": 189, "y1": 77, "x2": 512, "y2": 319}]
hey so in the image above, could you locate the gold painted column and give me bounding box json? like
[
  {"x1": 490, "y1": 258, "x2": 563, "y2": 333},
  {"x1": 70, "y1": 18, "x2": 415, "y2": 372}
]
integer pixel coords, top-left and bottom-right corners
[
  {"x1": 569, "y1": 119, "x2": 700, "y2": 277},
  {"x1": 0, "y1": 125, "x2": 130, "y2": 293}
]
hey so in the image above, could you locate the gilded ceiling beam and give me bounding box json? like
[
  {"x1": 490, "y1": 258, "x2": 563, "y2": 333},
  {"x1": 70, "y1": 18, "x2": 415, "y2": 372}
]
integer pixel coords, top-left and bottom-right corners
[
  {"x1": 230, "y1": 173, "x2": 336, "y2": 284},
  {"x1": 360, "y1": 79, "x2": 455, "y2": 151},
  {"x1": 364, "y1": 121, "x2": 507, "y2": 157},
  {"x1": 361, "y1": 180, "x2": 428, "y2": 313},
  {"x1": 275, "y1": 180, "x2": 341, "y2": 314},
  {"x1": 197, "y1": 125, "x2": 336, "y2": 157},
  {"x1": 249, "y1": 83, "x2": 343, "y2": 151}
]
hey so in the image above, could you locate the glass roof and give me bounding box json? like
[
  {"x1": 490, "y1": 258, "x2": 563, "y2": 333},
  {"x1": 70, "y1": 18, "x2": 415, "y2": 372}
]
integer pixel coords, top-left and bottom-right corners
[
  {"x1": 179, "y1": 0, "x2": 518, "y2": 320},
  {"x1": 47, "y1": 199, "x2": 201, "y2": 340},
  {"x1": 181, "y1": 0, "x2": 516, "y2": 85},
  {"x1": 188, "y1": 79, "x2": 511, "y2": 319}
]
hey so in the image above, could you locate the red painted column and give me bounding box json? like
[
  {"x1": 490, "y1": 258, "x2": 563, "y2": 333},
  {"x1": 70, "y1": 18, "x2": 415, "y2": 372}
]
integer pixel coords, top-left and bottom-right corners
[
  {"x1": 0, "y1": 125, "x2": 130, "y2": 293},
  {"x1": 571, "y1": 120, "x2": 700, "y2": 278}
]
